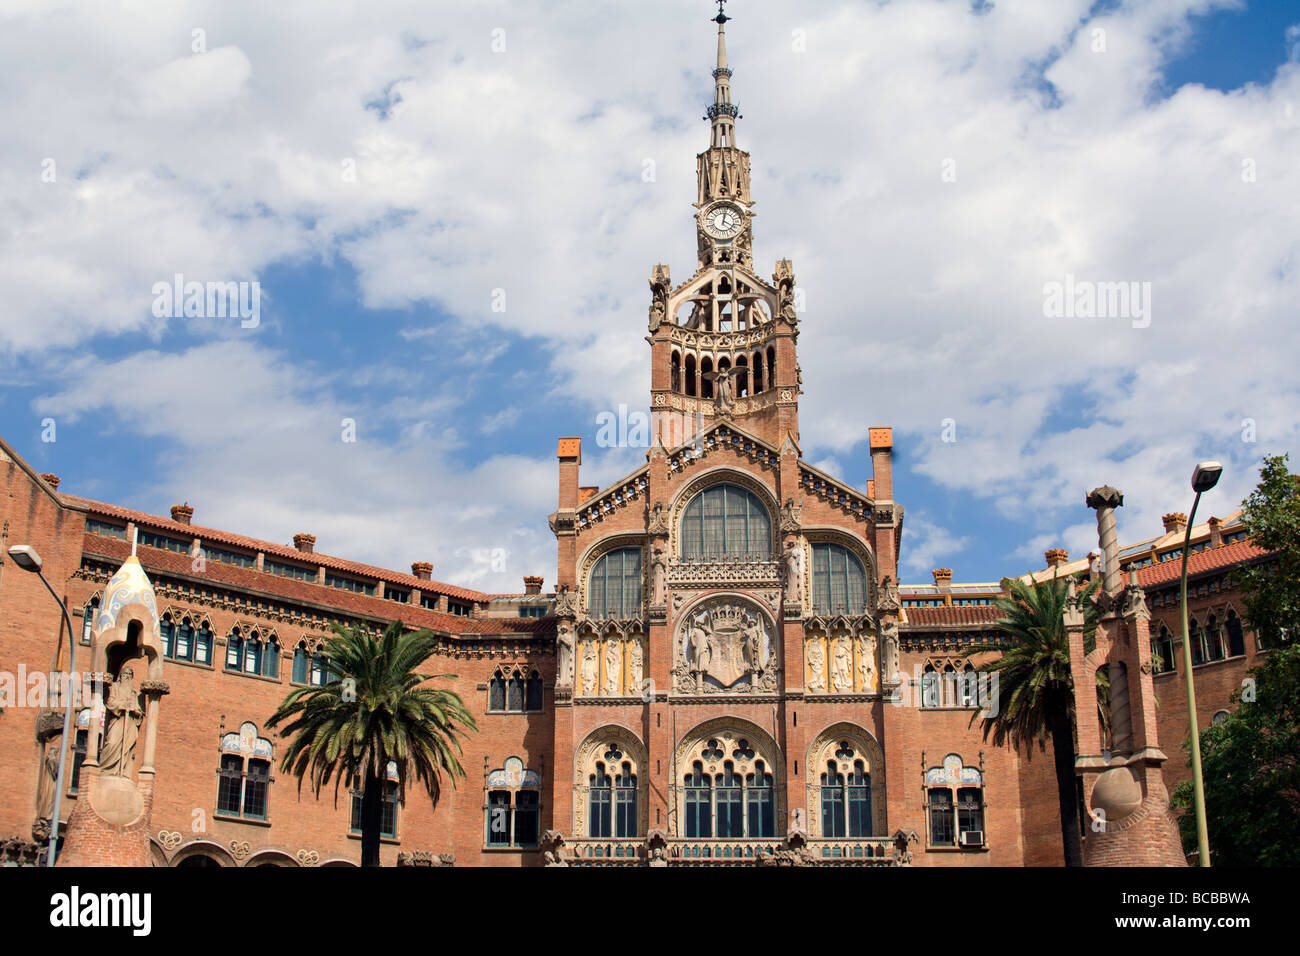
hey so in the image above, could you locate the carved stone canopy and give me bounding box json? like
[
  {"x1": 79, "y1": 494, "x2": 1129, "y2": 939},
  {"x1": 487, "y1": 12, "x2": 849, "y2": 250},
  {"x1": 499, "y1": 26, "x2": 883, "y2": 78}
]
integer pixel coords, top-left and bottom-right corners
[{"x1": 1085, "y1": 485, "x2": 1124, "y2": 510}]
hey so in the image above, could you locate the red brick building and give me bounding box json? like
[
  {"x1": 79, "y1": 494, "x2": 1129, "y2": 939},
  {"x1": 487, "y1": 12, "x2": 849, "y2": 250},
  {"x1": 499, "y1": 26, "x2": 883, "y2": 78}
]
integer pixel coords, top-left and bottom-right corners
[{"x1": 0, "y1": 13, "x2": 1277, "y2": 868}]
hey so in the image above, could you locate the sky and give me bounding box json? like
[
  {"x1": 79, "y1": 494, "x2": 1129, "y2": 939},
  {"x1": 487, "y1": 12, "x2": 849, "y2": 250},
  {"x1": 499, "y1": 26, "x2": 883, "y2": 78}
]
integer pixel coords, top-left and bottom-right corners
[{"x1": 1, "y1": 0, "x2": 1296, "y2": 592}]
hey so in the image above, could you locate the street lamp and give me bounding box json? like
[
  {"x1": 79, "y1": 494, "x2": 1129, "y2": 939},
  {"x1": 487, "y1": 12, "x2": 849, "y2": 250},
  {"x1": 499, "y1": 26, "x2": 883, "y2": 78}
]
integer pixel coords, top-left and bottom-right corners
[
  {"x1": 1179, "y1": 461, "x2": 1221, "y2": 867},
  {"x1": 8, "y1": 545, "x2": 77, "y2": 867}
]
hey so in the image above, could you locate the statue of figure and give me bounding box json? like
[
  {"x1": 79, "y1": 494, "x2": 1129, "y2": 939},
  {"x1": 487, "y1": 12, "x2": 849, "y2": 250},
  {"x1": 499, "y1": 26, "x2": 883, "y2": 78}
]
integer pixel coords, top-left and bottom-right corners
[
  {"x1": 881, "y1": 623, "x2": 900, "y2": 684},
  {"x1": 34, "y1": 743, "x2": 60, "y2": 825},
  {"x1": 742, "y1": 616, "x2": 764, "y2": 676},
  {"x1": 581, "y1": 642, "x2": 598, "y2": 696},
  {"x1": 648, "y1": 297, "x2": 666, "y2": 332},
  {"x1": 712, "y1": 368, "x2": 736, "y2": 416},
  {"x1": 806, "y1": 640, "x2": 826, "y2": 692},
  {"x1": 650, "y1": 548, "x2": 667, "y2": 606},
  {"x1": 784, "y1": 541, "x2": 804, "y2": 604},
  {"x1": 688, "y1": 618, "x2": 710, "y2": 673},
  {"x1": 100, "y1": 664, "x2": 143, "y2": 778},
  {"x1": 604, "y1": 641, "x2": 622, "y2": 696},
  {"x1": 857, "y1": 635, "x2": 876, "y2": 691},
  {"x1": 557, "y1": 624, "x2": 575, "y2": 688},
  {"x1": 781, "y1": 298, "x2": 798, "y2": 323},
  {"x1": 628, "y1": 639, "x2": 644, "y2": 692},
  {"x1": 832, "y1": 636, "x2": 853, "y2": 691}
]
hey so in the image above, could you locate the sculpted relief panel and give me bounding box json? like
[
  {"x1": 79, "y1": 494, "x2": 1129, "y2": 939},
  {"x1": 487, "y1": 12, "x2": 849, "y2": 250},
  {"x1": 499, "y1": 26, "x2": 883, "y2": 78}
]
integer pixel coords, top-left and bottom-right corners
[
  {"x1": 576, "y1": 627, "x2": 646, "y2": 699},
  {"x1": 672, "y1": 598, "x2": 780, "y2": 695},
  {"x1": 804, "y1": 622, "x2": 878, "y2": 695}
]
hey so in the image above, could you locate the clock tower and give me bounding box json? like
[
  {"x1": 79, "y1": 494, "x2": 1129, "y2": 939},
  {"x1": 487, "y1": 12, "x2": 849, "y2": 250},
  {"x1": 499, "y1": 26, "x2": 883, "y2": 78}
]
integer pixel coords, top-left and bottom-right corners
[{"x1": 648, "y1": 3, "x2": 802, "y2": 452}]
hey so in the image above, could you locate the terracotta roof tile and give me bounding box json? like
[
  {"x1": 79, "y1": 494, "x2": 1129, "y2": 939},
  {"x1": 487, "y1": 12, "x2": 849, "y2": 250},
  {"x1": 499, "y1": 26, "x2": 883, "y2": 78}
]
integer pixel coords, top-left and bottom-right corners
[
  {"x1": 1136, "y1": 539, "x2": 1268, "y2": 588},
  {"x1": 80, "y1": 536, "x2": 547, "y2": 637},
  {"x1": 903, "y1": 605, "x2": 1002, "y2": 627},
  {"x1": 68, "y1": 495, "x2": 488, "y2": 603}
]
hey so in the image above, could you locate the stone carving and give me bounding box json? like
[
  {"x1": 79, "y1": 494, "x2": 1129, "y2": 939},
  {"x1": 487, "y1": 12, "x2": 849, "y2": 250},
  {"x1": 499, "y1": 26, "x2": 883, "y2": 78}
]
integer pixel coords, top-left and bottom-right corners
[
  {"x1": 554, "y1": 584, "x2": 578, "y2": 619},
  {"x1": 668, "y1": 558, "x2": 780, "y2": 589},
  {"x1": 881, "y1": 622, "x2": 900, "y2": 685},
  {"x1": 832, "y1": 635, "x2": 853, "y2": 691},
  {"x1": 892, "y1": 828, "x2": 920, "y2": 866},
  {"x1": 806, "y1": 639, "x2": 826, "y2": 691},
  {"x1": 648, "y1": 298, "x2": 666, "y2": 332},
  {"x1": 581, "y1": 642, "x2": 598, "y2": 696},
  {"x1": 646, "y1": 829, "x2": 669, "y2": 867},
  {"x1": 229, "y1": 840, "x2": 250, "y2": 861},
  {"x1": 783, "y1": 540, "x2": 804, "y2": 604},
  {"x1": 296, "y1": 848, "x2": 319, "y2": 867},
  {"x1": 675, "y1": 600, "x2": 778, "y2": 694},
  {"x1": 857, "y1": 634, "x2": 876, "y2": 692},
  {"x1": 779, "y1": 498, "x2": 802, "y2": 533},
  {"x1": 556, "y1": 623, "x2": 575, "y2": 689},
  {"x1": 603, "y1": 640, "x2": 622, "y2": 695},
  {"x1": 628, "y1": 639, "x2": 644, "y2": 692},
  {"x1": 34, "y1": 740, "x2": 60, "y2": 829},
  {"x1": 158, "y1": 830, "x2": 182, "y2": 851},
  {"x1": 541, "y1": 830, "x2": 569, "y2": 867},
  {"x1": 101, "y1": 664, "x2": 143, "y2": 778},
  {"x1": 650, "y1": 549, "x2": 667, "y2": 606},
  {"x1": 876, "y1": 575, "x2": 900, "y2": 613},
  {"x1": 648, "y1": 501, "x2": 670, "y2": 535}
]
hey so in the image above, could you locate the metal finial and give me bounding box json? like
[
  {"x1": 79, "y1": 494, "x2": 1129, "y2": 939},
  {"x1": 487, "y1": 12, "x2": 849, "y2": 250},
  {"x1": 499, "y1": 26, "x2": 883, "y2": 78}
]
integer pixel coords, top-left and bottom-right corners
[{"x1": 714, "y1": 0, "x2": 730, "y2": 25}]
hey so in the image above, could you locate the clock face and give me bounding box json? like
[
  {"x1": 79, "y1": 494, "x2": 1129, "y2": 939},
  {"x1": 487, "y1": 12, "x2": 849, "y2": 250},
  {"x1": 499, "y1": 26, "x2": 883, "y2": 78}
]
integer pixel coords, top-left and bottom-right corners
[{"x1": 703, "y1": 202, "x2": 744, "y2": 240}]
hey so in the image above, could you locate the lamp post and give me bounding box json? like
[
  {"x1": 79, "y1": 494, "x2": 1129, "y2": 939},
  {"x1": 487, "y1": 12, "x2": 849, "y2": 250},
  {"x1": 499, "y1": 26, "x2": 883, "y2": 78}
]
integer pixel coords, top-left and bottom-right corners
[
  {"x1": 1179, "y1": 461, "x2": 1221, "y2": 867},
  {"x1": 7, "y1": 545, "x2": 77, "y2": 867}
]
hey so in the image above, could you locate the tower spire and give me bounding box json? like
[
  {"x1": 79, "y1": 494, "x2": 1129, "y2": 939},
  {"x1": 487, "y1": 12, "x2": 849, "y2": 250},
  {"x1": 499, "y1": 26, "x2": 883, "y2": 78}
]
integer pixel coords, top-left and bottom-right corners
[{"x1": 707, "y1": 1, "x2": 739, "y2": 149}]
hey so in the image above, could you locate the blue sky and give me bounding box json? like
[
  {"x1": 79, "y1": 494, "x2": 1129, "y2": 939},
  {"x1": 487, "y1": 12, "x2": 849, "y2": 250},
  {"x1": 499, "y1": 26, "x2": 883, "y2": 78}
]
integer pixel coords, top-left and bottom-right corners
[{"x1": 1, "y1": 0, "x2": 1296, "y2": 591}]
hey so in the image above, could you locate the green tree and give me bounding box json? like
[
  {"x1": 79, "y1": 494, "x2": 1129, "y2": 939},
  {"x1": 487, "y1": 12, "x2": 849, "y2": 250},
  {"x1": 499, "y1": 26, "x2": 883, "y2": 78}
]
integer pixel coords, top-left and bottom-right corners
[
  {"x1": 1170, "y1": 643, "x2": 1300, "y2": 865},
  {"x1": 1232, "y1": 454, "x2": 1300, "y2": 649},
  {"x1": 266, "y1": 621, "x2": 476, "y2": 866},
  {"x1": 965, "y1": 575, "x2": 1104, "y2": 867}
]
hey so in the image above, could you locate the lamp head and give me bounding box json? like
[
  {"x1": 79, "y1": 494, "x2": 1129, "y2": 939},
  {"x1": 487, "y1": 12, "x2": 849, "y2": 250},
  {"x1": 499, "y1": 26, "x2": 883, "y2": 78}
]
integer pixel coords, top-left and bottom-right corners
[
  {"x1": 7, "y1": 545, "x2": 43, "y2": 573},
  {"x1": 1192, "y1": 461, "x2": 1223, "y2": 494}
]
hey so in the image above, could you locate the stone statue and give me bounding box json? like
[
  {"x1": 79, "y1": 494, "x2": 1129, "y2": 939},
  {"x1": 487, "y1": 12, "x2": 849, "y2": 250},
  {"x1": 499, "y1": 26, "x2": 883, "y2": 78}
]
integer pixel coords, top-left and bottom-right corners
[
  {"x1": 650, "y1": 548, "x2": 667, "y2": 606},
  {"x1": 603, "y1": 641, "x2": 622, "y2": 696},
  {"x1": 743, "y1": 616, "x2": 764, "y2": 676},
  {"x1": 832, "y1": 636, "x2": 852, "y2": 691},
  {"x1": 881, "y1": 623, "x2": 900, "y2": 685},
  {"x1": 781, "y1": 298, "x2": 798, "y2": 323},
  {"x1": 857, "y1": 635, "x2": 876, "y2": 691},
  {"x1": 628, "y1": 639, "x2": 644, "y2": 692},
  {"x1": 688, "y1": 618, "x2": 710, "y2": 673},
  {"x1": 784, "y1": 541, "x2": 804, "y2": 604},
  {"x1": 806, "y1": 640, "x2": 826, "y2": 692},
  {"x1": 581, "y1": 642, "x2": 598, "y2": 696},
  {"x1": 648, "y1": 297, "x2": 665, "y2": 332},
  {"x1": 557, "y1": 624, "x2": 575, "y2": 688},
  {"x1": 100, "y1": 664, "x2": 143, "y2": 778},
  {"x1": 711, "y1": 367, "x2": 736, "y2": 416},
  {"x1": 34, "y1": 743, "x2": 60, "y2": 827}
]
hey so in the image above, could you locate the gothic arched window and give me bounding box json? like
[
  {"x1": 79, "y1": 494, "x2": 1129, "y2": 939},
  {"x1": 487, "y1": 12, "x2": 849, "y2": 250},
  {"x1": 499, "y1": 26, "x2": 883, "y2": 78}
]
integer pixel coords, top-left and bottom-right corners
[
  {"x1": 526, "y1": 671, "x2": 543, "y2": 711},
  {"x1": 589, "y1": 762, "x2": 613, "y2": 838},
  {"x1": 489, "y1": 671, "x2": 506, "y2": 711},
  {"x1": 1189, "y1": 619, "x2": 1204, "y2": 666},
  {"x1": 671, "y1": 352, "x2": 682, "y2": 393},
  {"x1": 292, "y1": 642, "x2": 310, "y2": 684},
  {"x1": 588, "y1": 548, "x2": 642, "y2": 620},
  {"x1": 680, "y1": 730, "x2": 779, "y2": 839},
  {"x1": 1152, "y1": 625, "x2": 1176, "y2": 674},
  {"x1": 752, "y1": 350, "x2": 764, "y2": 392},
  {"x1": 820, "y1": 750, "x2": 873, "y2": 838},
  {"x1": 810, "y1": 543, "x2": 867, "y2": 615},
  {"x1": 679, "y1": 484, "x2": 771, "y2": 559},
  {"x1": 1205, "y1": 614, "x2": 1226, "y2": 662},
  {"x1": 921, "y1": 664, "x2": 940, "y2": 708},
  {"x1": 701, "y1": 357, "x2": 714, "y2": 398},
  {"x1": 684, "y1": 761, "x2": 712, "y2": 838},
  {"x1": 195, "y1": 622, "x2": 213, "y2": 665},
  {"x1": 1226, "y1": 609, "x2": 1246, "y2": 658},
  {"x1": 685, "y1": 354, "x2": 697, "y2": 397}
]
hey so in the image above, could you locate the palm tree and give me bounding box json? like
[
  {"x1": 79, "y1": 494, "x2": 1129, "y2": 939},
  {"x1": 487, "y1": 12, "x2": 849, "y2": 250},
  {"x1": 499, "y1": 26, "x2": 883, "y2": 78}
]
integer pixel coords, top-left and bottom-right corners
[
  {"x1": 266, "y1": 621, "x2": 477, "y2": 866},
  {"x1": 964, "y1": 575, "x2": 1105, "y2": 867}
]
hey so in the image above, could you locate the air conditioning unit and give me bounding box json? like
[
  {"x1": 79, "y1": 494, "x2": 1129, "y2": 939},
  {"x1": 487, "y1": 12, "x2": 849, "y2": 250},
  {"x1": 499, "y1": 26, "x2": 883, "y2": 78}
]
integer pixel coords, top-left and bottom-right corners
[{"x1": 959, "y1": 830, "x2": 985, "y2": 848}]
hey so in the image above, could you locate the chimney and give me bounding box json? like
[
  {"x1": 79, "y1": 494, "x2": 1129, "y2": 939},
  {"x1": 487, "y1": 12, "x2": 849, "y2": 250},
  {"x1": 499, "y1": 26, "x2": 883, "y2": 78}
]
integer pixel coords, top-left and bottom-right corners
[
  {"x1": 1087, "y1": 551, "x2": 1100, "y2": 581},
  {"x1": 932, "y1": 568, "x2": 953, "y2": 590},
  {"x1": 578, "y1": 486, "x2": 599, "y2": 504},
  {"x1": 523, "y1": 575, "x2": 544, "y2": 595},
  {"x1": 170, "y1": 503, "x2": 194, "y2": 525},
  {"x1": 557, "y1": 437, "x2": 582, "y2": 510},
  {"x1": 411, "y1": 561, "x2": 433, "y2": 581},
  {"x1": 1207, "y1": 517, "x2": 1222, "y2": 548},
  {"x1": 293, "y1": 533, "x2": 316, "y2": 554},
  {"x1": 1045, "y1": 548, "x2": 1069, "y2": 569},
  {"x1": 1162, "y1": 512, "x2": 1187, "y2": 536},
  {"x1": 40, "y1": 473, "x2": 60, "y2": 490},
  {"x1": 869, "y1": 427, "x2": 893, "y2": 501}
]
